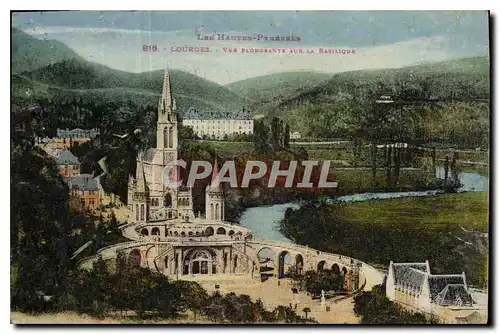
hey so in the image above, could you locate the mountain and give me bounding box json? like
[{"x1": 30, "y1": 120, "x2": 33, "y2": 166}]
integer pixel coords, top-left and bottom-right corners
[
  {"x1": 257, "y1": 56, "x2": 490, "y2": 145},
  {"x1": 259, "y1": 56, "x2": 490, "y2": 117},
  {"x1": 12, "y1": 58, "x2": 252, "y2": 111},
  {"x1": 12, "y1": 28, "x2": 252, "y2": 111},
  {"x1": 225, "y1": 71, "x2": 332, "y2": 106},
  {"x1": 12, "y1": 27, "x2": 83, "y2": 74}
]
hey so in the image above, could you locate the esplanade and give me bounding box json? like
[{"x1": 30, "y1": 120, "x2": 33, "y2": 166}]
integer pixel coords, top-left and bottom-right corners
[{"x1": 77, "y1": 69, "x2": 384, "y2": 293}]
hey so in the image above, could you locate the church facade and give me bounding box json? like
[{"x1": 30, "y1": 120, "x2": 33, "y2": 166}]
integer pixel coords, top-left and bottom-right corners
[{"x1": 127, "y1": 70, "x2": 224, "y2": 225}]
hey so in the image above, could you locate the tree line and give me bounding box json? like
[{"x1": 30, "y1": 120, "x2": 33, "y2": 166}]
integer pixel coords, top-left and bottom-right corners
[
  {"x1": 353, "y1": 284, "x2": 440, "y2": 324},
  {"x1": 253, "y1": 117, "x2": 291, "y2": 155},
  {"x1": 40, "y1": 255, "x2": 316, "y2": 323},
  {"x1": 286, "y1": 265, "x2": 345, "y2": 297}
]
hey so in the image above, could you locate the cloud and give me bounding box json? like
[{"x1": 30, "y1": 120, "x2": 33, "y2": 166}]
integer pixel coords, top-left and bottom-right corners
[
  {"x1": 22, "y1": 26, "x2": 195, "y2": 37},
  {"x1": 20, "y1": 27, "x2": 474, "y2": 85}
]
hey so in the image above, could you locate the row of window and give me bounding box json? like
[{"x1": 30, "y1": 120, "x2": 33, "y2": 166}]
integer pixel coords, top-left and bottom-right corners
[
  {"x1": 139, "y1": 226, "x2": 244, "y2": 239},
  {"x1": 191, "y1": 126, "x2": 253, "y2": 131},
  {"x1": 185, "y1": 120, "x2": 253, "y2": 125},
  {"x1": 71, "y1": 190, "x2": 96, "y2": 196},
  {"x1": 135, "y1": 204, "x2": 149, "y2": 221},
  {"x1": 163, "y1": 127, "x2": 175, "y2": 148},
  {"x1": 150, "y1": 195, "x2": 173, "y2": 207},
  {"x1": 192, "y1": 132, "x2": 251, "y2": 139},
  {"x1": 80, "y1": 198, "x2": 97, "y2": 206},
  {"x1": 194, "y1": 130, "x2": 252, "y2": 135},
  {"x1": 63, "y1": 165, "x2": 79, "y2": 172},
  {"x1": 148, "y1": 197, "x2": 190, "y2": 207},
  {"x1": 209, "y1": 203, "x2": 222, "y2": 220}
]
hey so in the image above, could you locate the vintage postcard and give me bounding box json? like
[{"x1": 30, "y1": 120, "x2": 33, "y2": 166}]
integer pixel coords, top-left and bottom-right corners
[{"x1": 10, "y1": 10, "x2": 490, "y2": 325}]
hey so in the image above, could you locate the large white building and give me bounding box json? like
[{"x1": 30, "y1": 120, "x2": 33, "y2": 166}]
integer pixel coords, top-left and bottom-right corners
[{"x1": 182, "y1": 107, "x2": 253, "y2": 140}]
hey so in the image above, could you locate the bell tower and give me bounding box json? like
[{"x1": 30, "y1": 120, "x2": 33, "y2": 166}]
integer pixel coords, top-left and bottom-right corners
[
  {"x1": 157, "y1": 70, "x2": 180, "y2": 211},
  {"x1": 157, "y1": 70, "x2": 179, "y2": 156},
  {"x1": 205, "y1": 158, "x2": 225, "y2": 221}
]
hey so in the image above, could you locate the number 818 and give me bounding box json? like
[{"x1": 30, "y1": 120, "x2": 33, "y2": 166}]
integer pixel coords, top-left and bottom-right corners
[{"x1": 143, "y1": 45, "x2": 159, "y2": 51}]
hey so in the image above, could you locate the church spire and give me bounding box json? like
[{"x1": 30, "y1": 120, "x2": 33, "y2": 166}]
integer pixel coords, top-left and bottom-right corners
[
  {"x1": 156, "y1": 67, "x2": 178, "y2": 150},
  {"x1": 210, "y1": 157, "x2": 221, "y2": 190},
  {"x1": 205, "y1": 156, "x2": 224, "y2": 221},
  {"x1": 158, "y1": 70, "x2": 172, "y2": 114},
  {"x1": 136, "y1": 157, "x2": 149, "y2": 195}
]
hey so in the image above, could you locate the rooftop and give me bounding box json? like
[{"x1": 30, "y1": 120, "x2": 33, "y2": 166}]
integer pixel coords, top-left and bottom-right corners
[
  {"x1": 392, "y1": 263, "x2": 429, "y2": 290},
  {"x1": 57, "y1": 128, "x2": 100, "y2": 137},
  {"x1": 428, "y1": 274, "x2": 467, "y2": 300},
  {"x1": 435, "y1": 283, "x2": 474, "y2": 306},
  {"x1": 68, "y1": 174, "x2": 99, "y2": 191},
  {"x1": 390, "y1": 261, "x2": 474, "y2": 307},
  {"x1": 53, "y1": 149, "x2": 80, "y2": 165},
  {"x1": 183, "y1": 107, "x2": 253, "y2": 120}
]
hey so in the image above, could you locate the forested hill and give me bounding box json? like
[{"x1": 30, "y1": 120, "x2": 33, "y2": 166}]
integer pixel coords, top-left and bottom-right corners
[
  {"x1": 257, "y1": 56, "x2": 490, "y2": 148},
  {"x1": 12, "y1": 27, "x2": 83, "y2": 74},
  {"x1": 12, "y1": 28, "x2": 251, "y2": 111},
  {"x1": 258, "y1": 56, "x2": 490, "y2": 118},
  {"x1": 225, "y1": 71, "x2": 332, "y2": 107},
  {"x1": 13, "y1": 58, "x2": 252, "y2": 111}
]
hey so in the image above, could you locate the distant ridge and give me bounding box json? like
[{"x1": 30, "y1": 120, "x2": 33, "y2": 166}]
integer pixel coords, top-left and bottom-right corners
[{"x1": 225, "y1": 71, "x2": 332, "y2": 105}]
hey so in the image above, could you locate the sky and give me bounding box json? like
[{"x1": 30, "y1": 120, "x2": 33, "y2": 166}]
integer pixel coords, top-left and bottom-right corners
[{"x1": 12, "y1": 11, "x2": 490, "y2": 84}]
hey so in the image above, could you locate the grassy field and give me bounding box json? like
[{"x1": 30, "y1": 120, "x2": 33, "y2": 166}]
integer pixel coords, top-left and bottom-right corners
[
  {"x1": 340, "y1": 192, "x2": 489, "y2": 232},
  {"x1": 303, "y1": 148, "x2": 353, "y2": 165},
  {"x1": 280, "y1": 192, "x2": 489, "y2": 287},
  {"x1": 192, "y1": 140, "x2": 254, "y2": 158},
  {"x1": 337, "y1": 192, "x2": 489, "y2": 287},
  {"x1": 331, "y1": 168, "x2": 430, "y2": 192},
  {"x1": 188, "y1": 140, "x2": 490, "y2": 193}
]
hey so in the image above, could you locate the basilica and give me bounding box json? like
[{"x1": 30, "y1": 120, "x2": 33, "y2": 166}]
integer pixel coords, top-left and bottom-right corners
[
  {"x1": 127, "y1": 70, "x2": 224, "y2": 225},
  {"x1": 114, "y1": 70, "x2": 364, "y2": 284},
  {"x1": 124, "y1": 70, "x2": 254, "y2": 277}
]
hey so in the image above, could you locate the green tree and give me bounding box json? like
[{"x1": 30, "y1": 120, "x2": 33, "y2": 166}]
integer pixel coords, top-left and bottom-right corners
[
  {"x1": 284, "y1": 123, "x2": 291, "y2": 148},
  {"x1": 11, "y1": 140, "x2": 71, "y2": 311},
  {"x1": 353, "y1": 285, "x2": 439, "y2": 324},
  {"x1": 253, "y1": 120, "x2": 271, "y2": 154},
  {"x1": 270, "y1": 117, "x2": 283, "y2": 150},
  {"x1": 177, "y1": 280, "x2": 209, "y2": 321},
  {"x1": 302, "y1": 307, "x2": 311, "y2": 319},
  {"x1": 179, "y1": 124, "x2": 196, "y2": 140}
]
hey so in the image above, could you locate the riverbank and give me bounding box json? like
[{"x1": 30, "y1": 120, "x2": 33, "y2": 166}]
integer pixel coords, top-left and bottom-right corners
[{"x1": 225, "y1": 168, "x2": 439, "y2": 223}]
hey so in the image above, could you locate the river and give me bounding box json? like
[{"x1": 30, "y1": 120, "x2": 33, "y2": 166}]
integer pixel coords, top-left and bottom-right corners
[{"x1": 239, "y1": 169, "x2": 489, "y2": 242}]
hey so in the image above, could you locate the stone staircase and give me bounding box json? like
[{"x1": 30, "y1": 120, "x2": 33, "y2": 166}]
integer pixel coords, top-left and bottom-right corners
[
  {"x1": 231, "y1": 242, "x2": 256, "y2": 275},
  {"x1": 152, "y1": 243, "x2": 174, "y2": 273}
]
